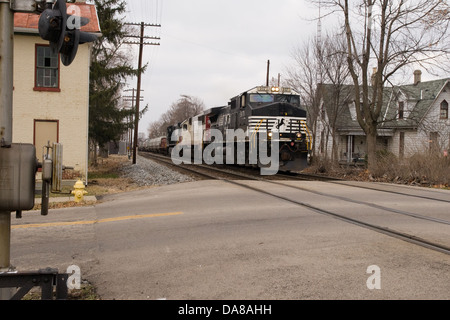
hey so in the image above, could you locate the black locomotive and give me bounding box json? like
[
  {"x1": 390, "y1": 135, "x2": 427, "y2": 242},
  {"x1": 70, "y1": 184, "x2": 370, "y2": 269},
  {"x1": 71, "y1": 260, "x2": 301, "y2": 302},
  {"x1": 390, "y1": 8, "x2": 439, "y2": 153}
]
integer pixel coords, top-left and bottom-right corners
[{"x1": 142, "y1": 86, "x2": 312, "y2": 173}]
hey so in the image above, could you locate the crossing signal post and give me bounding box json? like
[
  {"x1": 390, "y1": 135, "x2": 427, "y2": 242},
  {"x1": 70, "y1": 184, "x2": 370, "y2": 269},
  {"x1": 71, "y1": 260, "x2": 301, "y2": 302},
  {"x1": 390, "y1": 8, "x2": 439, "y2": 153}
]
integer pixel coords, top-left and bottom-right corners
[
  {"x1": 0, "y1": 0, "x2": 98, "y2": 299},
  {"x1": 0, "y1": 1, "x2": 17, "y2": 296}
]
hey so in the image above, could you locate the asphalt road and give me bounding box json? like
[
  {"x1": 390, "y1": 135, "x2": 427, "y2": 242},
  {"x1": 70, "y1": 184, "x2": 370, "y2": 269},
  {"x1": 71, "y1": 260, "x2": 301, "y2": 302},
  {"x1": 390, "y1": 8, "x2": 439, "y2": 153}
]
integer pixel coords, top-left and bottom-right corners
[{"x1": 9, "y1": 180, "x2": 450, "y2": 300}]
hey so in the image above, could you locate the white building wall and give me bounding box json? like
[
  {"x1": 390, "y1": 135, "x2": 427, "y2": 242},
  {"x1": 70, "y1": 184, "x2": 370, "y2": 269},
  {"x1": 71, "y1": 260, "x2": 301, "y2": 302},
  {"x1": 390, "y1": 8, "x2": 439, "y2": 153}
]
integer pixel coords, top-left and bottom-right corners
[
  {"x1": 12, "y1": 34, "x2": 91, "y2": 180},
  {"x1": 418, "y1": 86, "x2": 450, "y2": 152}
]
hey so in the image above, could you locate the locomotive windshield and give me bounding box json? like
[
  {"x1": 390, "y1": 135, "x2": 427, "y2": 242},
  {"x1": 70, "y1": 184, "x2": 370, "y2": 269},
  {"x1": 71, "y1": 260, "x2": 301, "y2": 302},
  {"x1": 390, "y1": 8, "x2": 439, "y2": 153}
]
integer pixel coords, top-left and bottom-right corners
[
  {"x1": 250, "y1": 94, "x2": 274, "y2": 103},
  {"x1": 249, "y1": 94, "x2": 300, "y2": 108}
]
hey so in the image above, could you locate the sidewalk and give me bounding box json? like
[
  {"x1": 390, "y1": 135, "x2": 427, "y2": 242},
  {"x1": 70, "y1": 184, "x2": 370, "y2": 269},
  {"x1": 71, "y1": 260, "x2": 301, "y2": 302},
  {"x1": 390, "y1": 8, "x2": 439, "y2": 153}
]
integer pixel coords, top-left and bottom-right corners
[
  {"x1": 34, "y1": 196, "x2": 97, "y2": 204},
  {"x1": 35, "y1": 179, "x2": 97, "y2": 204}
]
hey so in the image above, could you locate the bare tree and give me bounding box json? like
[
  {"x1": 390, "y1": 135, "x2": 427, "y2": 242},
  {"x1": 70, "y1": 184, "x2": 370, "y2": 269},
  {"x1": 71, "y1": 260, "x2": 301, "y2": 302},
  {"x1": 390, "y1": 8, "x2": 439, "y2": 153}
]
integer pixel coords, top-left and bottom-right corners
[
  {"x1": 317, "y1": 32, "x2": 352, "y2": 162},
  {"x1": 168, "y1": 95, "x2": 205, "y2": 124},
  {"x1": 147, "y1": 95, "x2": 205, "y2": 138},
  {"x1": 317, "y1": 0, "x2": 450, "y2": 171},
  {"x1": 285, "y1": 37, "x2": 324, "y2": 161},
  {"x1": 285, "y1": 31, "x2": 351, "y2": 162}
]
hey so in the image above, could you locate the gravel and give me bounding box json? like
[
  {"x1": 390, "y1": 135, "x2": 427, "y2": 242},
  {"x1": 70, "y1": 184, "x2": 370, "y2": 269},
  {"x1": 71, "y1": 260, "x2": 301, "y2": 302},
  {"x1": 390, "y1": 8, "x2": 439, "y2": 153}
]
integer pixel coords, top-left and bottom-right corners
[{"x1": 120, "y1": 155, "x2": 196, "y2": 187}]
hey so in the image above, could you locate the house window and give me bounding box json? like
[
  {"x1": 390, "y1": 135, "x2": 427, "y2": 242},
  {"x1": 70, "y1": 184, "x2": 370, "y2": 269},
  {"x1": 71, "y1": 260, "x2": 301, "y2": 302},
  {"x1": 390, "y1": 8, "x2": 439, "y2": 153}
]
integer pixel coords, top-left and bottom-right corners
[
  {"x1": 398, "y1": 101, "x2": 404, "y2": 119},
  {"x1": 440, "y1": 100, "x2": 448, "y2": 119},
  {"x1": 34, "y1": 45, "x2": 60, "y2": 92}
]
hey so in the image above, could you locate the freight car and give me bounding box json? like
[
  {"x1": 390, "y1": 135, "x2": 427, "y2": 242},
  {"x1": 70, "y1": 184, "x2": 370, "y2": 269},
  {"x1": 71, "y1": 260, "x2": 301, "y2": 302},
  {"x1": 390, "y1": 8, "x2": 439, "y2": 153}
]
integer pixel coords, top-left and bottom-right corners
[{"x1": 145, "y1": 136, "x2": 168, "y2": 155}]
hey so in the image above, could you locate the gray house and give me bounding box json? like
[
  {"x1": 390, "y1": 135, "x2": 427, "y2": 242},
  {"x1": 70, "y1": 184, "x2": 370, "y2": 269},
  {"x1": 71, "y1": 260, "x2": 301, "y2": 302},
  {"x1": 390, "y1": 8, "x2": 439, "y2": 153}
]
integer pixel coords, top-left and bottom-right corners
[{"x1": 315, "y1": 71, "x2": 450, "y2": 163}]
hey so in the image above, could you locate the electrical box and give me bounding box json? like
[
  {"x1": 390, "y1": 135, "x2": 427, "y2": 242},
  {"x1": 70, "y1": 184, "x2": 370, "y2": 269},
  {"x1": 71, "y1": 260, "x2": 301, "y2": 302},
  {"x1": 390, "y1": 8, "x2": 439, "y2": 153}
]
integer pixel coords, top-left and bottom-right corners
[
  {"x1": 0, "y1": 144, "x2": 37, "y2": 212},
  {"x1": 41, "y1": 158, "x2": 53, "y2": 182}
]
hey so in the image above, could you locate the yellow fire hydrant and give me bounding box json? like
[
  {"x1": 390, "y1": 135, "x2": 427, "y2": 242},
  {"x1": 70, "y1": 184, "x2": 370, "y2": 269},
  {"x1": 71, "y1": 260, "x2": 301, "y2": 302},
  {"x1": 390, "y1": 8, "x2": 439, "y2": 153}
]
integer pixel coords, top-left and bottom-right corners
[{"x1": 72, "y1": 180, "x2": 88, "y2": 203}]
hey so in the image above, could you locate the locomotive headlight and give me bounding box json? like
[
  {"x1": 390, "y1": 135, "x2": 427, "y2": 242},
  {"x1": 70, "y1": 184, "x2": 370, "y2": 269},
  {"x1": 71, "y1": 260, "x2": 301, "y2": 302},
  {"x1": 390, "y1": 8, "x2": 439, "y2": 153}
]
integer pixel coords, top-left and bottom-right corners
[
  {"x1": 268, "y1": 132, "x2": 273, "y2": 138},
  {"x1": 271, "y1": 86, "x2": 280, "y2": 92},
  {"x1": 296, "y1": 132, "x2": 302, "y2": 139}
]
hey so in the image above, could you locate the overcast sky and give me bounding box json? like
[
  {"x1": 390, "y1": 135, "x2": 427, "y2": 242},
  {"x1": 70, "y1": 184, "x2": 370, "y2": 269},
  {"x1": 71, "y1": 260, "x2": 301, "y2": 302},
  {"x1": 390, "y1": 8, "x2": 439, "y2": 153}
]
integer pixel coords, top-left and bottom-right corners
[{"x1": 123, "y1": 0, "x2": 324, "y2": 137}]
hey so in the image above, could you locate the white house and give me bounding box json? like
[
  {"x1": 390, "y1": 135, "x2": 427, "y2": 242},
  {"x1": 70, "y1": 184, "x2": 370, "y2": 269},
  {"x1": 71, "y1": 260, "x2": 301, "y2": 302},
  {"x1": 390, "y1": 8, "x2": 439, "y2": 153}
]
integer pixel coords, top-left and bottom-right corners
[
  {"x1": 315, "y1": 71, "x2": 450, "y2": 163},
  {"x1": 13, "y1": 1, "x2": 101, "y2": 183}
]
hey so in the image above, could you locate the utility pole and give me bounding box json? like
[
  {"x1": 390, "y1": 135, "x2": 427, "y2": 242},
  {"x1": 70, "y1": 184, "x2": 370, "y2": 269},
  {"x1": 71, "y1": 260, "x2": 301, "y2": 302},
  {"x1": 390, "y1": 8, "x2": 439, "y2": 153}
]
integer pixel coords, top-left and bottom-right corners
[
  {"x1": 123, "y1": 88, "x2": 144, "y2": 158},
  {"x1": 0, "y1": 2, "x2": 13, "y2": 149},
  {"x1": 317, "y1": 0, "x2": 322, "y2": 45},
  {"x1": 125, "y1": 22, "x2": 160, "y2": 165},
  {"x1": 266, "y1": 60, "x2": 270, "y2": 86}
]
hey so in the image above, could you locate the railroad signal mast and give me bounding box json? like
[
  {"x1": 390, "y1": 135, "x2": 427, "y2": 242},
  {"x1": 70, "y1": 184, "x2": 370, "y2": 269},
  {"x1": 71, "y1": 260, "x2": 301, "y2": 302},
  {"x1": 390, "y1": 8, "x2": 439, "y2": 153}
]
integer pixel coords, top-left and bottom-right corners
[{"x1": 0, "y1": 0, "x2": 97, "y2": 299}]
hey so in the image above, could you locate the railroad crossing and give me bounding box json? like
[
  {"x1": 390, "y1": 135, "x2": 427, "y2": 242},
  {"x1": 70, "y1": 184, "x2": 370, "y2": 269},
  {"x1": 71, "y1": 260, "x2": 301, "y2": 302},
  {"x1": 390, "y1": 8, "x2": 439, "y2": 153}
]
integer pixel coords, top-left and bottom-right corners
[{"x1": 10, "y1": 177, "x2": 450, "y2": 300}]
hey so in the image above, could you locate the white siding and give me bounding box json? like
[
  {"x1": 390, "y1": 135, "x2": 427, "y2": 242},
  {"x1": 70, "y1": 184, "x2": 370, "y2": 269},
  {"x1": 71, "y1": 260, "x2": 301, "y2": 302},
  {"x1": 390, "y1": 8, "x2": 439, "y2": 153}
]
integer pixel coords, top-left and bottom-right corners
[
  {"x1": 419, "y1": 84, "x2": 450, "y2": 152},
  {"x1": 13, "y1": 34, "x2": 91, "y2": 180}
]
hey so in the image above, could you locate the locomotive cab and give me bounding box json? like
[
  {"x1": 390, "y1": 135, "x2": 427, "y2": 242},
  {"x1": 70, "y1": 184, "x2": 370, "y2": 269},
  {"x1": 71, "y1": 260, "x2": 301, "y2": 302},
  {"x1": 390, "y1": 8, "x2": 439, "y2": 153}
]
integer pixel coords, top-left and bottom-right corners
[{"x1": 239, "y1": 86, "x2": 312, "y2": 171}]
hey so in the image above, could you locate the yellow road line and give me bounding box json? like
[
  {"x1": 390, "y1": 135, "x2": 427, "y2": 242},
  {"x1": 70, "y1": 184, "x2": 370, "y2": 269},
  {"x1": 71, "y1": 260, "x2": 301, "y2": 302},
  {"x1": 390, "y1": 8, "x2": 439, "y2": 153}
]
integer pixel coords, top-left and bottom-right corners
[{"x1": 12, "y1": 212, "x2": 183, "y2": 230}]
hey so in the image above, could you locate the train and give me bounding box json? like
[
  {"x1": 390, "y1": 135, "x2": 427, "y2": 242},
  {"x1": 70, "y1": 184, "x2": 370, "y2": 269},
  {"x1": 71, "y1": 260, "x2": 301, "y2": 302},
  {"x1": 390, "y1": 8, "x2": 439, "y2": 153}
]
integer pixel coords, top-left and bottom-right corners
[
  {"x1": 141, "y1": 136, "x2": 168, "y2": 155},
  {"x1": 141, "y1": 86, "x2": 312, "y2": 174}
]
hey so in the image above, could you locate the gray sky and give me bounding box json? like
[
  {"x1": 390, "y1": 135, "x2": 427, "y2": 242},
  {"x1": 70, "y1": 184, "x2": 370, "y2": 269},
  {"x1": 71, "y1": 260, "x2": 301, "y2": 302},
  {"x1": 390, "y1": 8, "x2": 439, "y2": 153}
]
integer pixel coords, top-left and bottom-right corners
[{"x1": 124, "y1": 0, "x2": 322, "y2": 137}]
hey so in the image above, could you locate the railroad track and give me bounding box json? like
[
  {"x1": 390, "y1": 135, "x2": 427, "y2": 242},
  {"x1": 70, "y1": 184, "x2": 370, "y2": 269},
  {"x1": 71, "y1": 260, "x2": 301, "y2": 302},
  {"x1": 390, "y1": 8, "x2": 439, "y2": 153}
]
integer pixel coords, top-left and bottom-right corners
[
  {"x1": 139, "y1": 151, "x2": 256, "y2": 181},
  {"x1": 139, "y1": 151, "x2": 450, "y2": 255}
]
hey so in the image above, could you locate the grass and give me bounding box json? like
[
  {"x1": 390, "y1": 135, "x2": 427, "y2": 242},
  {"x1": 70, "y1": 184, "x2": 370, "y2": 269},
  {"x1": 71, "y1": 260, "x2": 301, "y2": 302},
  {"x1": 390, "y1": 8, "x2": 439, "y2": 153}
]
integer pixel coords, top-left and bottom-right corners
[
  {"x1": 35, "y1": 185, "x2": 73, "y2": 198},
  {"x1": 88, "y1": 172, "x2": 120, "y2": 179},
  {"x1": 309, "y1": 151, "x2": 450, "y2": 188},
  {"x1": 31, "y1": 155, "x2": 143, "y2": 210},
  {"x1": 22, "y1": 283, "x2": 101, "y2": 300}
]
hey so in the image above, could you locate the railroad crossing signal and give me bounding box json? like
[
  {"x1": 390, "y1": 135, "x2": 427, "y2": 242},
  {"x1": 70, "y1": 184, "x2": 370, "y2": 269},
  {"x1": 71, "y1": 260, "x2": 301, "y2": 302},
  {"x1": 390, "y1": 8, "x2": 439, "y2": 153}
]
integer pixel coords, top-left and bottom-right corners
[
  {"x1": 1, "y1": 0, "x2": 93, "y2": 299},
  {"x1": 38, "y1": 0, "x2": 97, "y2": 66}
]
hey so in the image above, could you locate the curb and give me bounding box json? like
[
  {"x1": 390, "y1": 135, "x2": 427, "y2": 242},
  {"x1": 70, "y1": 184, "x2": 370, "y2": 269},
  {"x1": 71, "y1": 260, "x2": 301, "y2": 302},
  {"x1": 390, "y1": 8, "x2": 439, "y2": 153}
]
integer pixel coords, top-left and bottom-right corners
[{"x1": 34, "y1": 196, "x2": 97, "y2": 204}]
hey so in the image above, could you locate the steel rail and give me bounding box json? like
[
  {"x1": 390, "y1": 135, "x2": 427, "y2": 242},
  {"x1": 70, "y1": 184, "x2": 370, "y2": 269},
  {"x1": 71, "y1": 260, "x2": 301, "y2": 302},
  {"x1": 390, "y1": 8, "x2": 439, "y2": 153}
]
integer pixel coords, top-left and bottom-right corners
[
  {"x1": 139, "y1": 151, "x2": 450, "y2": 255},
  {"x1": 226, "y1": 178, "x2": 450, "y2": 256},
  {"x1": 288, "y1": 172, "x2": 450, "y2": 204}
]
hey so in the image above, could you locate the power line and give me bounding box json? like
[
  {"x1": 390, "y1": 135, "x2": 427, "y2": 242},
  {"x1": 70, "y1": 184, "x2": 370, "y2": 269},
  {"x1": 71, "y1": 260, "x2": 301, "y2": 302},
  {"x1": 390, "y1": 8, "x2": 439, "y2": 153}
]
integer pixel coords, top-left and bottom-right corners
[
  {"x1": 125, "y1": 22, "x2": 161, "y2": 27},
  {"x1": 126, "y1": 1, "x2": 164, "y2": 84}
]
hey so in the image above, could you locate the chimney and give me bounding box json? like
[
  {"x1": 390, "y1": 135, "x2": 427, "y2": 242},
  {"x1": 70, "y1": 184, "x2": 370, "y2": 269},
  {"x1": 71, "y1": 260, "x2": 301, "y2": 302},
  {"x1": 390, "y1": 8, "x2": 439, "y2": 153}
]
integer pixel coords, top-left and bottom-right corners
[
  {"x1": 371, "y1": 67, "x2": 377, "y2": 86},
  {"x1": 414, "y1": 70, "x2": 422, "y2": 85}
]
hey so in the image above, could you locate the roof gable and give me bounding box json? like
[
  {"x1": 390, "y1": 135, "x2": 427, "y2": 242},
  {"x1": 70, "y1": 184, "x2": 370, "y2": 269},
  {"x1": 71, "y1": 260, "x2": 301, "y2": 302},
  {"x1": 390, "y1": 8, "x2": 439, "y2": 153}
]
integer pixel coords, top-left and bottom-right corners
[
  {"x1": 319, "y1": 78, "x2": 450, "y2": 130},
  {"x1": 387, "y1": 79, "x2": 450, "y2": 126}
]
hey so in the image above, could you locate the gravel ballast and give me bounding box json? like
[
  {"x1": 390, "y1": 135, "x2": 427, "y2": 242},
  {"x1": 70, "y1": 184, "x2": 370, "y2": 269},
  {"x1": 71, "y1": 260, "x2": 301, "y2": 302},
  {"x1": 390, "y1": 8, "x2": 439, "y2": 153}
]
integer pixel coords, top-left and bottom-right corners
[{"x1": 120, "y1": 155, "x2": 196, "y2": 187}]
